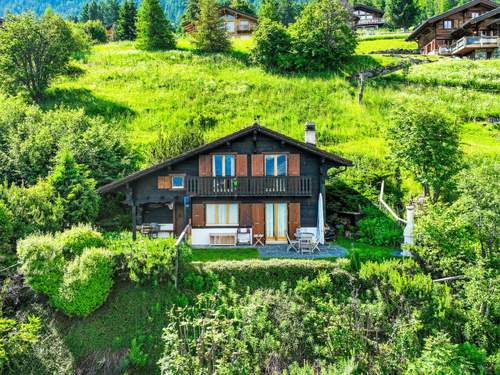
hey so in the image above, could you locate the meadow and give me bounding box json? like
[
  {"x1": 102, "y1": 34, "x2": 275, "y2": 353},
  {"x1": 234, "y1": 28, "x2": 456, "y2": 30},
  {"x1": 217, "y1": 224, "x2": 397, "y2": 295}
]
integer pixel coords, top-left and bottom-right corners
[{"x1": 47, "y1": 36, "x2": 499, "y2": 181}]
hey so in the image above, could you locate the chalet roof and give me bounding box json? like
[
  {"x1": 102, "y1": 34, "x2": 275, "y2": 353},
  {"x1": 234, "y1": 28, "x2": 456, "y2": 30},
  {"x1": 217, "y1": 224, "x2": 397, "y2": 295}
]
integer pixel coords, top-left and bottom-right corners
[
  {"x1": 353, "y1": 4, "x2": 384, "y2": 15},
  {"x1": 451, "y1": 6, "x2": 500, "y2": 36},
  {"x1": 407, "y1": 0, "x2": 499, "y2": 40},
  {"x1": 98, "y1": 124, "x2": 353, "y2": 194},
  {"x1": 220, "y1": 6, "x2": 259, "y2": 21}
]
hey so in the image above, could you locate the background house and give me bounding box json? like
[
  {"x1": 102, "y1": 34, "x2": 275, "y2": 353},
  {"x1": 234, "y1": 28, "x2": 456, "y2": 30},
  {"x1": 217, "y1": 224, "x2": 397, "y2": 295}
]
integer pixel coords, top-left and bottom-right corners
[
  {"x1": 407, "y1": 0, "x2": 499, "y2": 57},
  {"x1": 183, "y1": 6, "x2": 258, "y2": 38},
  {"x1": 98, "y1": 124, "x2": 352, "y2": 246},
  {"x1": 352, "y1": 4, "x2": 385, "y2": 31}
]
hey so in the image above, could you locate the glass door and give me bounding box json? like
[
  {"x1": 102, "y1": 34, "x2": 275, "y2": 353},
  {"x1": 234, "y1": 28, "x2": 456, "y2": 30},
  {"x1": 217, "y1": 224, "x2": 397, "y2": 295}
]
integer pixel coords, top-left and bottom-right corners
[{"x1": 265, "y1": 203, "x2": 287, "y2": 242}]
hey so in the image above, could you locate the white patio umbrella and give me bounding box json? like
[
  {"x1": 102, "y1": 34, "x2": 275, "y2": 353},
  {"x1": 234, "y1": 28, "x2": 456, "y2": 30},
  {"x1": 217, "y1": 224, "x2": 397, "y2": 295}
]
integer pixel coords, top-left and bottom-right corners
[{"x1": 317, "y1": 192, "x2": 325, "y2": 245}]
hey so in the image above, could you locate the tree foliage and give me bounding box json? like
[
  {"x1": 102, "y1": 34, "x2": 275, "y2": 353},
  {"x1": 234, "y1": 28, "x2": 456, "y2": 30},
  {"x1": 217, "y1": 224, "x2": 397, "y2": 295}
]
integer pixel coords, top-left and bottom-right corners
[
  {"x1": 388, "y1": 101, "x2": 462, "y2": 202},
  {"x1": 80, "y1": 19, "x2": 108, "y2": 43},
  {"x1": 47, "y1": 149, "x2": 100, "y2": 227},
  {"x1": 229, "y1": 0, "x2": 256, "y2": 16},
  {"x1": 252, "y1": 19, "x2": 292, "y2": 71},
  {"x1": 288, "y1": 0, "x2": 357, "y2": 71},
  {"x1": 115, "y1": 0, "x2": 138, "y2": 41},
  {"x1": 0, "y1": 13, "x2": 86, "y2": 102},
  {"x1": 385, "y1": 0, "x2": 420, "y2": 29},
  {"x1": 136, "y1": 0, "x2": 175, "y2": 50},
  {"x1": 194, "y1": 0, "x2": 230, "y2": 52},
  {"x1": 149, "y1": 126, "x2": 204, "y2": 164},
  {"x1": 258, "y1": 0, "x2": 301, "y2": 26}
]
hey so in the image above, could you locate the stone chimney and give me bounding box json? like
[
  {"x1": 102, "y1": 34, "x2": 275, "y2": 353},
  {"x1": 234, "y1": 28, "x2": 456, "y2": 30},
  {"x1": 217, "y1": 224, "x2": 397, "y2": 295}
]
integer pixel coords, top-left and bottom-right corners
[{"x1": 305, "y1": 122, "x2": 316, "y2": 145}]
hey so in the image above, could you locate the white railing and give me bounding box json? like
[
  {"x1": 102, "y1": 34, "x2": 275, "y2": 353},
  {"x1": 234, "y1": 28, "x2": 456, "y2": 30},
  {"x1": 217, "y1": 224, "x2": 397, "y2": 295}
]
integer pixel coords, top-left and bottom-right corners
[
  {"x1": 174, "y1": 224, "x2": 191, "y2": 290},
  {"x1": 451, "y1": 36, "x2": 499, "y2": 54}
]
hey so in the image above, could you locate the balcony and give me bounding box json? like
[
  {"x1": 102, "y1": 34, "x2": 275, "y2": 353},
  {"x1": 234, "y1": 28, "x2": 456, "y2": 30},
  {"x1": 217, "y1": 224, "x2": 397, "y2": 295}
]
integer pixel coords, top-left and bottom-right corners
[
  {"x1": 187, "y1": 176, "x2": 312, "y2": 197},
  {"x1": 451, "y1": 36, "x2": 499, "y2": 55}
]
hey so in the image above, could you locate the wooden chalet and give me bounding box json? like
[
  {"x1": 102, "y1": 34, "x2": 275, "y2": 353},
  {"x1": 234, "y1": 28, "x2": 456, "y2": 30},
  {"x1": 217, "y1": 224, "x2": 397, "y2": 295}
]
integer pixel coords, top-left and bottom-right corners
[
  {"x1": 407, "y1": 0, "x2": 499, "y2": 57},
  {"x1": 183, "y1": 6, "x2": 258, "y2": 38},
  {"x1": 352, "y1": 4, "x2": 385, "y2": 30},
  {"x1": 98, "y1": 124, "x2": 352, "y2": 246}
]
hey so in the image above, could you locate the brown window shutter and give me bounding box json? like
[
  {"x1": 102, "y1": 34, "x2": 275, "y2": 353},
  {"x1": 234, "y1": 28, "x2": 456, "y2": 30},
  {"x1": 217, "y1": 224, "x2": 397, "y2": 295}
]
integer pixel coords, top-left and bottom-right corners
[
  {"x1": 288, "y1": 154, "x2": 300, "y2": 176},
  {"x1": 158, "y1": 176, "x2": 172, "y2": 189},
  {"x1": 251, "y1": 154, "x2": 264, "y2": 176},
  {"x1": 192, "y1": 203, "x2": 205, "y2": 227},
  {"x1": 251, "y1": 203, "x2": 265, "y2": 241},
  {"x1": 236, "y1": 154, "x2": 248, "y2": 177},
  {"x1": 288, "y1": 203, "x2": 300, "y2": 239},
  {"x1": 199, "y1": 155, "x2": 212, "y2": 176},
  {"x1": 239, "y1": 203, "x2": 252, "y2": 227}
]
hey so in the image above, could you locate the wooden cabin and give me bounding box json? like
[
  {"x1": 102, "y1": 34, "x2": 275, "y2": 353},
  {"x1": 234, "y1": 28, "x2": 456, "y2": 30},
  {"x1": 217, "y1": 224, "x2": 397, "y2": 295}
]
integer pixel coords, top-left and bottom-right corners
[
  {"x1": 183, "y1": 6, "x2": 258, "y2": 38},
  {"x1": 98, "y1": 124, "x2": 352, "y2": 246},
  {"x1": 407, "y1": 0, "x2": 499, "y2": 56},
  {"x1": 352, "y1": 4, "x2": 385, "y2": 30}
]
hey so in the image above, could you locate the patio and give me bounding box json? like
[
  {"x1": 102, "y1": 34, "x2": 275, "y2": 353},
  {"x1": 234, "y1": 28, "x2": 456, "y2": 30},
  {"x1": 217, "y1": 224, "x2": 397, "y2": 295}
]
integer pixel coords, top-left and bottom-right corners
[{"x1": 258, "y1": 244, "x2": 347, "y2": 259}]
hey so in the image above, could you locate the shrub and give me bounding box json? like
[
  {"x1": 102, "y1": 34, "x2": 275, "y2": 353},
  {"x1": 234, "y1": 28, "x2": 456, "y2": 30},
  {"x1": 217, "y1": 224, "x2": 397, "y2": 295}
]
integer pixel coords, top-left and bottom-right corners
[
  {"x1": 198, "y1": 259, "x2": 345, "y2": 290},
  {"x1": 148, "y1": 126, "x2": 204, "y2": 164},
  {"x1": 357, "y1": 206, "x2": 402, "y2": 247},
  {"x1": 252, "y1": 19, "x2": 292, "y2": 71},
  {"x1": 81, "y1": 20, "x2": 108, "y2": 44},
  {"x1": 17, "y1": 234, "x2": 64, "y2": 296},
  {"x1": 57, "y1": 224, "x2": 105, "y2": 258},
  {"x1": 53, "y1": 247, "x2": 113, "y2": 317},
  {"x1": 127, "y1": 335, "x2": 149, "y2": 368},
  {"x1": 125, "y1": 237, "x2": 177, "y2": 284},
  {"x1": 0, "y1": 200, "x2": 13, "y2": 252}
]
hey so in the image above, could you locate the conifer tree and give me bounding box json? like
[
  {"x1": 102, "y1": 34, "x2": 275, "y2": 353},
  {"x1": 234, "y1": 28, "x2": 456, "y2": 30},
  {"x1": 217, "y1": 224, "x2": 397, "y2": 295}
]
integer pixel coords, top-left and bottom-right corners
[
  {"x1": 136, "y1": 0, "x2": 175, "y2": 50},
  {"x1": 103, "y1": 0, "x2": 121, "y2": 25},
  {"x1": 194, "y1": 0, "x2": 230, "y2": 52},
  {"x1": 115, "y1": 0, "x2": 138, "y2": 40},
  {"x1": 230, "y1": 0, "x2": 256, "y2": 16},
  {"x1": 81, "y1": 0, "x2": 104, "y2": 22},
  {"x1": 182, "y1": 0, "x2": 200, "y2": 24},
  {"x1": 385, "y1": 0, "x2": 419, "y2": 29}
]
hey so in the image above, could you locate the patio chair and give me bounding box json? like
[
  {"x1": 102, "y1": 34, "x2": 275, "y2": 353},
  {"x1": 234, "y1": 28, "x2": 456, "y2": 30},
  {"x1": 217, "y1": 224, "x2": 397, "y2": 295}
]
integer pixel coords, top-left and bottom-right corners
[
  {"x1": 286, "y1": 232, "x2": 299, "y2": 252},
  {"x1": 299, "y1": 234, "x2": 314, "y2": 254}
]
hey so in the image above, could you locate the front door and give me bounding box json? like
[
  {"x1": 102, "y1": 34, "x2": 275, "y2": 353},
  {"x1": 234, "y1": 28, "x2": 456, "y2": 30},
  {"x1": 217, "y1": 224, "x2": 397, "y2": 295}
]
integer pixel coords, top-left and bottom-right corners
[
  {"x1": 265, "y1": 203, "x2": 287, "y2": 242},
  {"x1": 174, "y1": 203, "x2": 184, "y2": 235}
]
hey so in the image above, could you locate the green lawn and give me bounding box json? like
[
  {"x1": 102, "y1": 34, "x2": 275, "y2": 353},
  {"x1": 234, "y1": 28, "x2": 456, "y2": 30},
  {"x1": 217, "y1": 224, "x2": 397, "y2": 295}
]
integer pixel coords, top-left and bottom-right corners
[
  {"x1": 191, "y1": 247, "x2": 259, "y2": 262},
  {"x1": 55, "y1": 281, "x2": 178, "y2": 374},
  {"x1": 356, "y1": 37, "x2": 417, "y2": 54},
  {"x1": 334, "y1": 237, "x2": 397, "y2": 262}
]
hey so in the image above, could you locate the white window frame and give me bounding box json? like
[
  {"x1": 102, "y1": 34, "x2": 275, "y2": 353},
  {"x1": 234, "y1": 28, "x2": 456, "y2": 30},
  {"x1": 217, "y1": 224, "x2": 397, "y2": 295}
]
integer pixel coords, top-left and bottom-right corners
[
  {"x1": 206, "y1": 203, "x2": 239, "y2": 226},
  {"x1": 171, "y1": 174, "x2": 185, "y2": 190},
  {"x1": 443, "y1": 20, "x2": 453, "y2": 29},
  {"x1": 212, "y1": 154, "x2": 235, "y2": 177},
  {"x1": 471, "y1": 12, "x2": 479, "y2": 18}
]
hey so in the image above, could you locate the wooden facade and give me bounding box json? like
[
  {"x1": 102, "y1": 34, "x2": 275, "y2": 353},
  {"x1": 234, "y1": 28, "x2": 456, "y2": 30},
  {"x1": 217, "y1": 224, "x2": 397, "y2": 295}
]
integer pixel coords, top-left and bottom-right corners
[
  {"x1": 408, "y1": 0, "x2": 499, "y2": 56},
  {"x1": 183, "y1": 6, "x2": 258, "y2": 38},
  {"x1": 352, "y1": 4, "x2": 385, "y2": 30},
  {"x1": 98, "y1": 124, "x2": 352, "y2": 246}
]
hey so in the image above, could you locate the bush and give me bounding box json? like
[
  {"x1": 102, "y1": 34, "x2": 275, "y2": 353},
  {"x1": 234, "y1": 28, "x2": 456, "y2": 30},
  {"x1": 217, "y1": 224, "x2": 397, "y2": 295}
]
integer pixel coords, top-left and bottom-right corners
[
  {"x1": 148, "y1": 126, "x2": 204, "y2": 164},
  {"x1": 124, "y1": 237, "x2": 177, "y2": 284},
  {"x1": 57, "y1": 224, "x2": 105, "y2": 258},
  {"x1": 198, "y1": 259, "x2": 345, "y2": 290},
  {"x1": 0, "y1": 200, "x2": 13, "y2": 252},
  {"x1": 53, "y1": 247, "x2": 113, "y2": 317},
  {"x1": 357, "y1": 206, "x2": 402, "y2": 247},
  {"x1": 81, "y1": 20, "x2": 108, "y2": 44},
  {"x1": 252, "y1": 19, "x2": 292, "y2": 71},
  {"x1": 17, "y1": 234, "x2": 64, "y2": 296}
]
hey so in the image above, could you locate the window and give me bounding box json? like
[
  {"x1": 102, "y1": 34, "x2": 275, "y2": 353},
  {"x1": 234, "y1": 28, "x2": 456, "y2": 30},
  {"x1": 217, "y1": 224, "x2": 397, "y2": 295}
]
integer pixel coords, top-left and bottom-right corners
[
  {"x1": 171, "y1": 175, "x2": 185, "y2": 189},
  {"x1": 239, "y1": 20, "x2": 249, "y2": 31},
  {"x1": 265, "y1": 154, "x2": 287, "y2": 176},
  {"x1": 443, "y1": 20, "x2": 453, "y2": 29},
  {"x1": 213, "y1": 155, "x2": 235, "y2": 176},
  {"x1": 471, "y1": 12, "x2": 479, "y2": 18},
  {"x1": 206, "y1": 203, "x2": 238, "y2": 226}
]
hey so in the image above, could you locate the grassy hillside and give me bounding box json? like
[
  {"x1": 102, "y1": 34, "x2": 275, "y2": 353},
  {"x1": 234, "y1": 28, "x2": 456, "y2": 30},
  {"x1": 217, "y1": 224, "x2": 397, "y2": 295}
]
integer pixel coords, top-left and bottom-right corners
[{"x1": 46, "y1": 37, "x2": 499, "y2": 180}]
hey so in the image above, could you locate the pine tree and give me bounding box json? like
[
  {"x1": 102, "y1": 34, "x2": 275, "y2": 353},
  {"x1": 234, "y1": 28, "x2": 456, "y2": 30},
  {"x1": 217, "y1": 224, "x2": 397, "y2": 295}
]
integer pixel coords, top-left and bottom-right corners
[
  {"x1": 258, "y1": 0, "x2": 300, "y2": 26},
  {"x1": 182, "y1": 0, "x2": 200, "y2": 24},
  {"x1": 80, "y1": 0, "x2": 104, "y2": 22},
  {"x1": 385, "y1": 0, "x2": 419, "y2": 29},
  {"x1": 103, "y1": 0, "x2": 121, "y2": 25},
  {"x1": 136, "y1": 0, "x2": 176, "y2": 50},
  {"x1": 194, "y1": 0, "x2": 230, "y2": 52},
  {"x1": 115, "y1": 0, "x2": 138, "y2": 40},
  {"x1": 48, "y1": 149, "x2": 100, "y2": 227}
]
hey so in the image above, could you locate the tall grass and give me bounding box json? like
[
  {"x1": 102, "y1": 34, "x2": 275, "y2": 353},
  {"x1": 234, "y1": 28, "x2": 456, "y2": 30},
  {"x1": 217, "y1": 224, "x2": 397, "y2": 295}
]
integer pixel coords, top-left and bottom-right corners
[{"x1": 48, "y1": 40, "x2": 499, "y2": 168}]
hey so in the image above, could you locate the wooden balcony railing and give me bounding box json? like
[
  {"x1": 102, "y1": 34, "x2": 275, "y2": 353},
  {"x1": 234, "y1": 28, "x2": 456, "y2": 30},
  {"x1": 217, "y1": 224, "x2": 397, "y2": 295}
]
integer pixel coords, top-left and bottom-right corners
[
  {"x1": 451, "y1": 36, "x2": 499, "y2": 54},
  {"x1": 187, "y1": 176, "x2": 312, "y2": 197}
]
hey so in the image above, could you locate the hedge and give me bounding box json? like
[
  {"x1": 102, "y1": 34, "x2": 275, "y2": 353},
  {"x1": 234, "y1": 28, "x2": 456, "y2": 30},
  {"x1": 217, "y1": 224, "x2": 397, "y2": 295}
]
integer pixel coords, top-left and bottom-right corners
[
  {"x1": 57, "y1": 224, "x2": 105, "y2": 258},
  {"x1": 194, "y1": 259, "x2": 349, "y2": 291}
]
